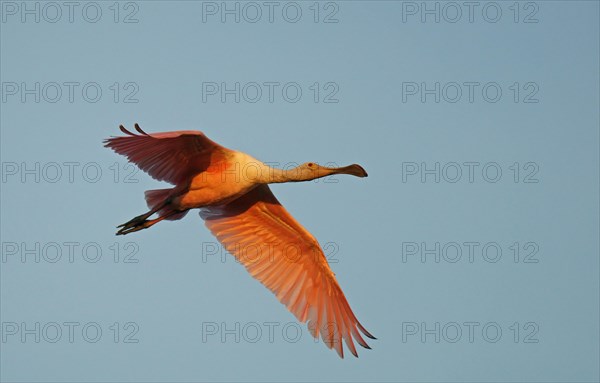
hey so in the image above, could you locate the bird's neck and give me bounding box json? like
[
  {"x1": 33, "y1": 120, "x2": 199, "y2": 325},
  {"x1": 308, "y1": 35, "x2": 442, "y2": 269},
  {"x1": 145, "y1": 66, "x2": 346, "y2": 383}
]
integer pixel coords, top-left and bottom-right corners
[
  {"x1": 262, "y1": 168, "x2": 300, "y2": 183},
  {"x1": 229, "y1": 152, "x2": 335, "y2": 184},
  {"x1": 230, "y1": 153, "x2": 306, "y2": 184},
  {"x1": 260, "y1": 166, "x2": 335, "y2": 184}
]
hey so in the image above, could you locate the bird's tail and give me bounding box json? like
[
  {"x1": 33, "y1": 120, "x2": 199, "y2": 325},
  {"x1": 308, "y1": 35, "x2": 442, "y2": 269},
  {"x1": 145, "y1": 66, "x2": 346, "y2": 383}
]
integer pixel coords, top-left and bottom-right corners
[{"x1": 145, "y1": 189, "x2": 188, "y2": 221}]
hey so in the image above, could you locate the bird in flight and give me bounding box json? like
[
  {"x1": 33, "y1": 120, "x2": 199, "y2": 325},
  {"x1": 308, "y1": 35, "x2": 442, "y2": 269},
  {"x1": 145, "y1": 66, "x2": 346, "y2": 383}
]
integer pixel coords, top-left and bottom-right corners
[{"x1": 104, "y1": 123, "x2": 375, "y2": 357}]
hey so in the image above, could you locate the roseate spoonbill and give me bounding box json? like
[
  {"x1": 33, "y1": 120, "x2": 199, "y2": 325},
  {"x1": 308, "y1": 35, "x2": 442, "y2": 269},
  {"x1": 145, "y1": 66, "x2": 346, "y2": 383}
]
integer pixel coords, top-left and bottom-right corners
[{"x1": 104, "y1": 123, "x2": 374, "y2": 357}]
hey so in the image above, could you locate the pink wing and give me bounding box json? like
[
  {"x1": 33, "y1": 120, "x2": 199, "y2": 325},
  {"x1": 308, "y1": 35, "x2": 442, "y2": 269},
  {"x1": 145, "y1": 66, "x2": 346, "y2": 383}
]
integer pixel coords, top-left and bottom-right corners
[
  {"x1": 200, "y1": 184, "x2": 375, "y2": 358},
  {"x1": 104, "y1": 124, "x2": 230, "y2": 185}
]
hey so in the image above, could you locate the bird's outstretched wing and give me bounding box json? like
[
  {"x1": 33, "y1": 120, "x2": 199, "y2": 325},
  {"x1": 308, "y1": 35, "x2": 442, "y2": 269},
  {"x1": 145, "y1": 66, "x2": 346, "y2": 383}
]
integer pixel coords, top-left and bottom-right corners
[
  {"x1": 200, "y1": 184, "x2": 374, "y2": 358},
  {"x1": 104, "y1": 124, "x2": 230, "y2": 185}
]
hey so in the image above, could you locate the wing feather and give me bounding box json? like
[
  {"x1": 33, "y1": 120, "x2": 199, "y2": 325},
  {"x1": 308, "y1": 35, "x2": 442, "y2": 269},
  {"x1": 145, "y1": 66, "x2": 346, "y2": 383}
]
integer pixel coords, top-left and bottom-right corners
[
  {"x1": 200, "y1": 184, "x2": 374, "y2": 358},
  {"x1": 104, "y1": 124, "x2": 230, "y2": 184}
]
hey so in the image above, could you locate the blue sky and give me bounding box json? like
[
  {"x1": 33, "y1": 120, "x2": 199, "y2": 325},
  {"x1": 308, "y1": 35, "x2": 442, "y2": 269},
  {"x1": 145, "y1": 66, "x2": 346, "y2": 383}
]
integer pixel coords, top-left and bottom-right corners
[{"x1": 1, "y1": 1, "x2": 599, "y2": 381}]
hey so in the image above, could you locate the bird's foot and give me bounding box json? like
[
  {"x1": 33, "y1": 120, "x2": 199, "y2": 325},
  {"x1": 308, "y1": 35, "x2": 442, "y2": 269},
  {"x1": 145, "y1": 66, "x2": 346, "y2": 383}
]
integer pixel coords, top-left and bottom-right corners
[
  {"x1": 116, "y1": 220, "x2": 152, "y2": 236},
  {"x1": 117, "y1": 213, "x2": 151, "y2": 229},
  {"x1": 116, "y1": 213, "x2": 154, "y2": 235}
]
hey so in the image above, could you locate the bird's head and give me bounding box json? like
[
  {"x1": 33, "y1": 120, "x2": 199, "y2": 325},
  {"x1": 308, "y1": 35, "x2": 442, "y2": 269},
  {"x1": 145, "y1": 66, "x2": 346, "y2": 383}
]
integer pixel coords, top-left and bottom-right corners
[{"x1": 297, "y1": 162, "x2": 368, "y2": 179}]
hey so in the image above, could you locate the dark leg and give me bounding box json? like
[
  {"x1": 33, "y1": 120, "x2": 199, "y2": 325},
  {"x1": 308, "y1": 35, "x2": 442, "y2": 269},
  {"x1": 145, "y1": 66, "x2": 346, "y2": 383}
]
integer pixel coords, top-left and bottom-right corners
[
  {"x1": 116, "y1": 209, "x2": 181, "y2": 236},
  {"x1": 116, "y1": 211, "x2": 153, "y2": 229},
  {"x1": 116, "y1": 197, "x2": 172, "y2": 230}
]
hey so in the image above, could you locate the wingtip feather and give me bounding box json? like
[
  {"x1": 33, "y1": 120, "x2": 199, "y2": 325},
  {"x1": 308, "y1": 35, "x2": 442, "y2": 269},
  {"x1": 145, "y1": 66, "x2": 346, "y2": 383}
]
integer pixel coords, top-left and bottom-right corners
[
  {"x1": 119, "y1": 124, "x2": 135, "y2": 136},
  {"x1": 134, "y1": 123, "x2": 149, "y2": 136},
  {"x1": 358, "y1": 322, "x2": 376, "y2": 339}
]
